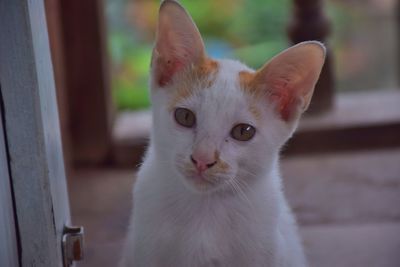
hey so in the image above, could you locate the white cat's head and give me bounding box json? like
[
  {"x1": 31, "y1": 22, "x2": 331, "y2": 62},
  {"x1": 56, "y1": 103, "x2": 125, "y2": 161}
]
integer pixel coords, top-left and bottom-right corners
[{"x1": 149, "y1": 0, "x2": 325, "y2": 193}]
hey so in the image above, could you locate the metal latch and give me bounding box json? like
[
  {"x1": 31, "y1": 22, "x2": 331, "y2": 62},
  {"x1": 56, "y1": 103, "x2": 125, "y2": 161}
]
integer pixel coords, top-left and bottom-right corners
[{"x1": 62, "y1": 225, "x2": 84, "y2": 267}]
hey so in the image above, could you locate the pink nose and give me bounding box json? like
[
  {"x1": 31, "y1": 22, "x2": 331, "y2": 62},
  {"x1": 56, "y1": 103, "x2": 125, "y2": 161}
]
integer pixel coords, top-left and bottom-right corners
[{"x1": 190, "y1": 154, "x2": 217, "y2": 173}]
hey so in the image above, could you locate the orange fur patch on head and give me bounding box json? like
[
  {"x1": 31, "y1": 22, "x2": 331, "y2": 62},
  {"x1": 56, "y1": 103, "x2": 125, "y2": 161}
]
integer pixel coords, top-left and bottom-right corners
[
  {"x1": 239, "y1": 71, "x2": 256, "y2": 92},
  {"x1": 239, "y1": 70, "x2": 265, "y2": 121},
  {"x1": 168, "y1": 58, "x2": 219, "y2": 110},
  {"x1": 238, "y1": 70, "x2": 265, "y2": 98},
  {"x1": 196, "y1": 58, "x2": 219, "y2": 82},
  {"x1": 169, "y1": 85, "x2": 194, "y2": 111},
  {"x1": 248, "y1": 104, "x2": 262, "y2": 121},
  {"x1": 239, "y1": 69, "x2": 298, "y2": 121}
]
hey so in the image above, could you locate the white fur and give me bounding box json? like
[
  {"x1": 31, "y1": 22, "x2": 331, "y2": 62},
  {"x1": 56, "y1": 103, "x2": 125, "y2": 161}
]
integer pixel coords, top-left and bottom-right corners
[{"x1": 120, "y1": 59, "x2": 308, "y2": 267}]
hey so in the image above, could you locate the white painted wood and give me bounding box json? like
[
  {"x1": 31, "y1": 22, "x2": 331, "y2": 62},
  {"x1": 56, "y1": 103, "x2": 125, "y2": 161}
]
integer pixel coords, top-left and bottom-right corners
[
  {"x1": 0, "y1": 0, "x2": 71, "y2": 266},
  {"x1": 0, "y1": 104, "x2": 19, "y2": 267}
]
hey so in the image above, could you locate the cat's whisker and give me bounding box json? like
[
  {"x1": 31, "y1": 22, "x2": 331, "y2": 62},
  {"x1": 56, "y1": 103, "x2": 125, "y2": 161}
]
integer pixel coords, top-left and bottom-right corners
[
  {"x1": 242, "y1": 167, "x2": 259, "y2": 176},
  {"x1": 227, "y1": 179, "x2": 240, "y2": 199},
  {"x1": 230, "y1": 177, "x2": 251, "y2": 206},
  {"x1": 234, "y1": 176, "x2": 250, "y2": 190},
  {"x1": 239, "y1": 169, "x2": 258, "y2": 179}
]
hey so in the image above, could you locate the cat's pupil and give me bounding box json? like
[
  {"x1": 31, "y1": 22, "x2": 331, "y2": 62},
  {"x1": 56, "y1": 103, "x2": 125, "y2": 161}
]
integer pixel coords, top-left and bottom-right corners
[
  {"x1": 231, "y1": 123, "x2": 256, "y2": 141},
  {"x1": 174, "y1": 108, "x2": 196, "y2": 128}
]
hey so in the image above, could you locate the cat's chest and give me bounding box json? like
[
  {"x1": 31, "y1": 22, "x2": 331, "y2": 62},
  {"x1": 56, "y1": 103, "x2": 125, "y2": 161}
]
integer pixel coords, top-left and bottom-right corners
[
  {"x1": 155, "y1": 198, "x2": 268, "y2": 266},
  {"x1": 158, "y1": 210, "x2": 235, "y2": 266},
  {"x1": 165, "y1": 200, "x2": 240, "y2": 244}
]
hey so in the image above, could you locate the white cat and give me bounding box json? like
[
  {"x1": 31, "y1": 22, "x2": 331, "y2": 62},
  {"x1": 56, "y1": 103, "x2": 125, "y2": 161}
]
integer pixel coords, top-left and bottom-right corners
[{"x1": 120, "y1": 1, "x2": 325, "y2": 266}]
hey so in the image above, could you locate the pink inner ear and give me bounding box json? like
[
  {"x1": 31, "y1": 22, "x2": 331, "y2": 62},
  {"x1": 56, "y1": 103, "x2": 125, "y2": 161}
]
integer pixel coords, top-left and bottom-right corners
[
  {"x1": 268, "y1": 79, "x2": 301, "y2": 121},
  {"x1": 152, "y1": 1, "x2": 207, "y2": 88},
  {"x1": 271, "y1": 93, "x2": 300, "y2": 121},
  {"x1": 156, "y1": 57, "x2": 185, "y2": 87},
  {"x1": 250, "y1": 42, "x2": 325, "y2": 121}
]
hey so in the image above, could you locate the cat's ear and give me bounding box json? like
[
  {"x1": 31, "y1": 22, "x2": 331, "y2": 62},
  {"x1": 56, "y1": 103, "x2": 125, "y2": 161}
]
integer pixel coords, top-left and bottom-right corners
[
  {"x1": 151, "y1": 0, "x2": 206, "y2": 87},
  {"x1": 249, "y1": 41, "x2": 326, "y2": 121}
]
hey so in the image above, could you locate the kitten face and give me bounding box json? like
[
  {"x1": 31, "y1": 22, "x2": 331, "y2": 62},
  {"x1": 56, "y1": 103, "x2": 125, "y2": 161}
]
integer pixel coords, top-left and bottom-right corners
[
  {"x1": 173, "y1": 64, "x2": 262, "y2": 192},
  {"x1": 151, "y1": 60, "x2": 288, "y2": 193},
  {"x1": 149, "y1": 0, "x2": 325, "y2": 193}
]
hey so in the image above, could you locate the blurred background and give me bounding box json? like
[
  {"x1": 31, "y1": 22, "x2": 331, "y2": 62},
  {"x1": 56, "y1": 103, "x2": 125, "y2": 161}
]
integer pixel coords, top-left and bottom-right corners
[
  {"x1": 106, "y1": 0, "x2": 398, "y2": 111},
  {"x1": 44, "y1": 0, "x2": 400, "y2": 266}
]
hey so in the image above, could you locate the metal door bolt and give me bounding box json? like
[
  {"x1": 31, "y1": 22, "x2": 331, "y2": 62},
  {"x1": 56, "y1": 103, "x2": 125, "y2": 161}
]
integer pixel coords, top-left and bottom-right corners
[{"x1": 62, "y1": 225, "x2": 84, "y2": 267}]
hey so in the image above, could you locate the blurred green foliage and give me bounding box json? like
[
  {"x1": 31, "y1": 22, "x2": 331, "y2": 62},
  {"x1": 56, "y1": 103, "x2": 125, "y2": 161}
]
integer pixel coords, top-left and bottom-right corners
[{"x1": 109, "y1": 32, "x2": 151, "y2": 110}]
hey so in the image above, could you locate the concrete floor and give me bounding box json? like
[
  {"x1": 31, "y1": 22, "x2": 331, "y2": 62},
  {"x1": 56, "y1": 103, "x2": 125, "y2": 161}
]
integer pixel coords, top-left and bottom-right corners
[{"x1": 69, "y1": 148, "x2": 400, "y2": 267}]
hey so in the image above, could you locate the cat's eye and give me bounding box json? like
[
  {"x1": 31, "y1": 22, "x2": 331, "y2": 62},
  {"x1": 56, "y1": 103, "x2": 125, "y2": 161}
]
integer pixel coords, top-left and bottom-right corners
[
  {"x1": 230, "y1": 124, "x2": 256, "y2": 141},
  {"x1": 174, "y1": 108, "x2": 196, "y2": 128}
]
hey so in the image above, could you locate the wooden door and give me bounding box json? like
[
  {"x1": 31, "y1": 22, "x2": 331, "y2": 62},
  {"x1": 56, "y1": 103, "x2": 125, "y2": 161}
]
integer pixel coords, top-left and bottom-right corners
[{"x1": 0, "y1": 0, "x2": 72, "y2": 266}]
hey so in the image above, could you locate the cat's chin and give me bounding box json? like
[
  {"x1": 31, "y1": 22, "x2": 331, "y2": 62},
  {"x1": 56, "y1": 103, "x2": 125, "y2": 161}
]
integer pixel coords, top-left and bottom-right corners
[{"x1": 178, "y1": 170, "x2": 226, "y2": 193}]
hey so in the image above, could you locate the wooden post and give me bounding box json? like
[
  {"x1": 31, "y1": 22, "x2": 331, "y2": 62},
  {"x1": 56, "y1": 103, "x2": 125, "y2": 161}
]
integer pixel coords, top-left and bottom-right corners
[
  {"x1": 44, "y1": 0, "x2": 72, "y2": 173},
  {"x1": 58, "y1": 0, "x2": 113, "y2": 165},
  {"x1": 288, "y1": 0, "x2": 334, "y2": 114}
]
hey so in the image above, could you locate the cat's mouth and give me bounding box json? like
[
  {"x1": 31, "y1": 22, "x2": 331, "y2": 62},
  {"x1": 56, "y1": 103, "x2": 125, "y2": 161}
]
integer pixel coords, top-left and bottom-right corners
[
  {"x1": 178, "y1": 166, "x2": 226, "y2": 192},
  {"x1": 188, "y1": 172, "x2": 217, "y2": 185},
  {"x1": 174, "y1": 156, "x2": 235, "y2": 192}
]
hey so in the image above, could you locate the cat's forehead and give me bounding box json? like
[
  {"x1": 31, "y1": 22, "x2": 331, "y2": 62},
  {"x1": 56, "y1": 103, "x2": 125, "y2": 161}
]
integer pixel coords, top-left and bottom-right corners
[
  {"x1": 204, "y1": 60, "x2": 255, "y2": 103},
  {"x1": 184, "y1": 60, "x2": 259, "y2": 122},
  {"x1": 168, "y1": 59, "x2": 253, "y2": 108},
  {"x1": 215, "y1": 59, "x2": 254, "y2": 83},
  {"x1": 179, "y1": 60, "x2": 250, "y2": 102},
  {"x1": 164, "y1": 58, "x2": 265, "y2": 126}
]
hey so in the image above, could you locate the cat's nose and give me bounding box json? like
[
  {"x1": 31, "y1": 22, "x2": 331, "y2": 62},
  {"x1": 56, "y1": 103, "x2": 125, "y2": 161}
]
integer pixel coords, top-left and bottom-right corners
[{"x1": 190, "y1": 154, "x2": 217, "y2": 173}]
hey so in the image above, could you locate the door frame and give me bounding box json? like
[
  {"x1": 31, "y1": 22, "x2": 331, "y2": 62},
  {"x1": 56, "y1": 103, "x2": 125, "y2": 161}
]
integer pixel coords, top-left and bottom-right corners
[
  {"x1": 0, "y1": 0, "x2": 71, "y2": 266},
  {"x1": 0, "y1": 93, "x2": 19, "y2": 267}
]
